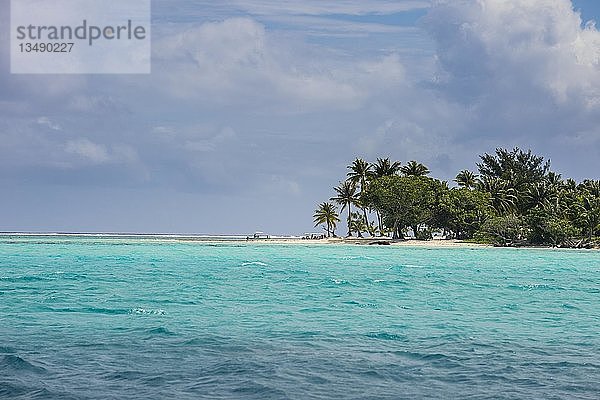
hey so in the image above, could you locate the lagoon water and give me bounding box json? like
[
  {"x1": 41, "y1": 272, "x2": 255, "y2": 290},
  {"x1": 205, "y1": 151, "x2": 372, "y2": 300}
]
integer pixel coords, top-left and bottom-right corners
[{"x1": 1, "y1": 236, "x2": 599, "y2": 399}]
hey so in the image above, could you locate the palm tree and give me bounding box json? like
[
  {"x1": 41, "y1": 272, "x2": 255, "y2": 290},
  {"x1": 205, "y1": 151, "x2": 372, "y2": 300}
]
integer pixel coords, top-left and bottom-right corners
[
  {"x1": 525, "y1": 181, "x2": 558, "y2": 210},
  {"x1": 564, "y1": 178, "x2": 578, "y2": 191},
  {"x1": 546, "y1": 171, "x2": 563, "y2": 188},
  {"x1": 349, "y1": 212, "x2": 367, "y2": 238},
  {"x1": 455, "y1": 170, "x2": 478, "y2": 189},
  {"x1": 577, "y1": 196, "x2": 600, "y2": 241},
  {"x1": 478, "y1": 178, "x2": 517, "y2": 215},
  {"x1": 580, "y1": 180, "x2": 600, "y2": 197},
  {"x1": 330, "y1": 181, "x2": 358, "y2": 237},
  {"x1": 401, "y1": 161, "x2": 430, "y2": 177},
  {"x1": 577, "y1": 180, "x2": 600, "y2": 241},
  {"x1": 347, "y1": 158, "x2": 373, "y2": 230},
  {"x1": 372, "y1": 158, "x2": 401, "y2": 178},
  {"x1": 370, "y1": 158, "x2": 401, "y2": 234},
  {"x1": 313, "y1": 202, "x2": 340, "y2": 238}
]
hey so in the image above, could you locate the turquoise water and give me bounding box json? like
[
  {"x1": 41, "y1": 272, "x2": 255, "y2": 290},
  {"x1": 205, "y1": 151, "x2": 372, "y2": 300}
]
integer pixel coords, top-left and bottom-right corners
[{"x1": 1, "y1": 236, "x2": 599, "y2": 399}]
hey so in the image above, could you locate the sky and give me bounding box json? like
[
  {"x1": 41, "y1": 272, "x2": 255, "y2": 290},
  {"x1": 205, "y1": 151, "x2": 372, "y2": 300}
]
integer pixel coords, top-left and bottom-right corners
[{"x1": 1, "y1": 0, "x2": 599, "y2": 235}]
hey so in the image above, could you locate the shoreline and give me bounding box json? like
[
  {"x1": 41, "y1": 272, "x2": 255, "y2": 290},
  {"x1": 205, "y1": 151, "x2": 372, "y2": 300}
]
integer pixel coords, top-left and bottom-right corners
[{"x1": 1, "y1": 233, "x2": 597, "y2": 250}]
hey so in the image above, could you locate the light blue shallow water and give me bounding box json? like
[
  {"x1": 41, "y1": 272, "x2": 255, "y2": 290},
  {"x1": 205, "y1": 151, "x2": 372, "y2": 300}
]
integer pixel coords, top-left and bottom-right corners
[{"x1": 1, "y1": 236, "x2": 599, "y2": 399}]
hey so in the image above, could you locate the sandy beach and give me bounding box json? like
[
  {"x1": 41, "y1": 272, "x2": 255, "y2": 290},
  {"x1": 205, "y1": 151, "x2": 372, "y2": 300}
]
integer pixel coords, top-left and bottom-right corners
[{"x1": 228, "y1": 237, "x2": 492, "y2": 247}]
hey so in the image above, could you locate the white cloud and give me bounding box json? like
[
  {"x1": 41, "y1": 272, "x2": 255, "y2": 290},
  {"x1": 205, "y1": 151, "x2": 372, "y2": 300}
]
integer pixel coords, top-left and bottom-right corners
[
  {"x1": 37, "y1": 117, "x2": 61, "y2": 131},
  {"x1": 151, "y1": 17, "x2": 406, "y2": 111},
  {"x1": 64, "y1": 139, "x2": 110, "y2": 164},
  {"x1": 63, "y1": 139, "x2": 142, "y2": 167},
  {"x1": 424, "y1": 0, "x2": 600, "y2": 129}
]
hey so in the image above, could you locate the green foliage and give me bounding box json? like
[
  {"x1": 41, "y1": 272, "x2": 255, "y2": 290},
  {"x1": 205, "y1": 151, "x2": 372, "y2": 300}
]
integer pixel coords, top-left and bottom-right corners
[
  {"x1": 349, "y1": 212, "x2": 367, "y2": 238},
  {"x1": 478, "y1": 147, "x2": 552, "y2": 214},
  {"x1": 526, "y1": 207, "x2": 579, "y2": 246},
  {"x1": 454, "y1": 170, "x2": 478, "y2": 189},
  {"x1": 347, "y1": 158, "x2": 373, "y2": 190},
  {"x1": 315, "y1": 148, "x2": 599, "y2": 248},
  {"x1": 372, "y1": 158, "x2": 401, "y2": 178},
  {"x1": 478, "y1": 147, "x2": 550, "y2": 189},
  {"x1": 440, "y1": 188, "x2": 492, "y2": 239},
  {"x1": 400, "y1": 161, "x2": 430, "y2": 177},
  {"x1": 477, "y1": 214, "x2": 528, "y2": 247},
  {"x1": 347, "y1": 158, "x2": 374, "y2": 229},
  {"x1": 362, "y1": 175, "x2": 442, "y2": 239},
  {"x1": 330, "y1": 181, "x2": 359, "y2": 237},
  {"x1": 477, "y1": 178, "x2": 517, "y2": 215},
  {"x1": 415, "y1": 228, "x2": 433, "y2": 241},
  {"x1": 313, "y1": 202, "x2": 340, "y2": 238},
  {"x1": 575, "y1": 183, "x2": 600, "y2": 240}
]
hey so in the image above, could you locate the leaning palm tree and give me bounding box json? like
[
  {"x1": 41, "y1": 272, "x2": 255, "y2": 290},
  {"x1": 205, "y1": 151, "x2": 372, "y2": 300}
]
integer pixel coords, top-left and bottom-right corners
[
  {"x1": 372, "y1": 158, "x2": 401, "y2": 178},
  {"x1": 401, "y1": 160, "x2": 430, "y2": 177},
  {"x1": 330, "y1": 181, "x2": 358, "y2": 237},
  {"x1": 454, "y1": 170, "x2": 478, "y2": 189},
  {"x1": 347, "y1": 158, "x2": 373, "y2": 229},
  {"x1": 313, "y1": 202, "x2": 340, "y2": 238}
]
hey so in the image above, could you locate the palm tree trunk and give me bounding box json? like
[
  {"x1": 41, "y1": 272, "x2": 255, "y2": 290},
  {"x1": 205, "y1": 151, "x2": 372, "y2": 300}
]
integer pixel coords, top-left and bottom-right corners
[
  {"x1": 347, "y1": 203, "x2": 352, "y2": 237},
  {"x1": 392, "y1": 219, "x2": 400, "y2": 240},
  {"x1": 360, "y1": 179, "x2": 370, "y2": 229}
]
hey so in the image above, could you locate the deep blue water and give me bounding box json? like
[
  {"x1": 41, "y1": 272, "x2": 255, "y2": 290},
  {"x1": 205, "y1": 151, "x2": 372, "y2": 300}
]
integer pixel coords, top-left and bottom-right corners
[{"x1": 1, "y1": 236, "x2": 599, "y2": 399}]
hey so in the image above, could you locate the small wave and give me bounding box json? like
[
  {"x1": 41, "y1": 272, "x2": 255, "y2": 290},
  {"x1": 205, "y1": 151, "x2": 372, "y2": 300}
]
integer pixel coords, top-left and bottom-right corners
[
  {"x1": 0, "y1": 275, "x2": 51, "y2": 283},
  {"x1": 241, "y1": 261, "x2": 269, "y2": 267},
  {"x1": 0, "y1": 382, "x2": 27, "y2": 398},
  {"x1": 342, "y1": 301, "x2": 377, "y2": 308},
  {"x1": 330, "y1": 278, "x2": 354, "y2": 286},
  {"x1": 342, "y1": 255, "x2": 374, "y2": 260},
  {"x1": 387, "y1": 264, "x2": 427, "y2": 271},
  {"x1": 372, "y1": 278, "x2": 408, "y2": 286},
  {"x1": 366, "y1": 332, "x2": 408, "y2": 341},
  {"x1": 147, "y1": 327, "x2": 176, "y2": 336},
  {"x1": 0, "y1": 346, "x2": 16, "y2": 354},
  {"x1": 131, "y1": 308, "x2": 166, "y2": 315},
  {"x1": 561, "y1": 303, "x2": 579, "y2": 310},
  {"x1": 0, "y1": 355, "x2": 47, "y2": 374},
  {"x1": 42, "y1": 306, "x2": 130, "y2": 315},
  {"x1": 299, "y1": 307, "x2": 329, "y2": 313},
  {"x1": 84, "y1": 307, "x2": 131, "y2": 315},
  {"x1": 104, "y1": 370, "x2": 147, "y2": 382},
  {"x1": 394, "y1": 350, "x2": 457, "y2": 363}
]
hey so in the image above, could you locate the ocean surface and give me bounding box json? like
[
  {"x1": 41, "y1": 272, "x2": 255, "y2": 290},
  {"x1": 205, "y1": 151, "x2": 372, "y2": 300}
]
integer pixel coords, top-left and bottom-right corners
[{"x1": 1, "y1": 236, "x2": 599, "y2": 399}]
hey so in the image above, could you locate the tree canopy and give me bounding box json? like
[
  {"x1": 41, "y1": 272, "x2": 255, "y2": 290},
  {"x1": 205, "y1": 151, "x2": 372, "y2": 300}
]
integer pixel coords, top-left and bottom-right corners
[{"x1": 314, "y1": 148, "x2": 599, "y2": 248}]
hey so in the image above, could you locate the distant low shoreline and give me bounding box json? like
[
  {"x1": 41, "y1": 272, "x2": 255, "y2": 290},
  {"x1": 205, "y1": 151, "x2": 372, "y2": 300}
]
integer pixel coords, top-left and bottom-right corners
[{"x1": 1, "y1": 233, "x2": 598, "y2": 250}]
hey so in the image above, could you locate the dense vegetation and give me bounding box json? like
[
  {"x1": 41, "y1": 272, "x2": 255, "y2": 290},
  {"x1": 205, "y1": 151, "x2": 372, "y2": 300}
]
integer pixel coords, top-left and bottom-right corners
[{"x1": 313, "y1": 148, "x2": 600, "y2": 248}]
